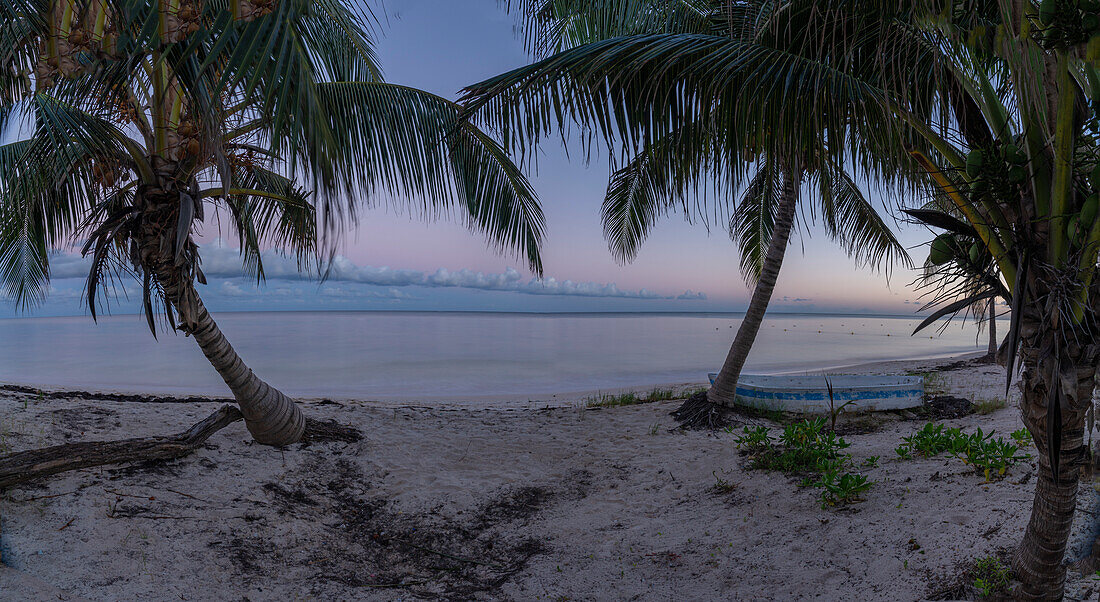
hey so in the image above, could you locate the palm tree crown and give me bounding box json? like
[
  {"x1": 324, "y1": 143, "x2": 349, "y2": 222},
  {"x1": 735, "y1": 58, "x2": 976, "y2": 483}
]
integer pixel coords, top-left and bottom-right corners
[
  {"x1": 0, "y1": 0, "x2": 545, "y2": 444},
  {"x1": 465, "y1": 0, "x2": 910, "y2": 408}
]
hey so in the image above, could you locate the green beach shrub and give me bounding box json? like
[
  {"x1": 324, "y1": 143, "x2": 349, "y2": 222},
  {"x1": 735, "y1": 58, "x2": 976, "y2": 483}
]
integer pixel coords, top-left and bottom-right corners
[
  {"x1": 811, "y1": 471, "x2": 873, "y2": 508},
  {"x1": 896, "y1": 423, "x2": 1030, "y2": 481},
  {"x1": 731, "y1": 418, "x2": 870, "y2": 508},
  {"x1": 972, "y1": 556, "x2": 1012, "y2": 597}
]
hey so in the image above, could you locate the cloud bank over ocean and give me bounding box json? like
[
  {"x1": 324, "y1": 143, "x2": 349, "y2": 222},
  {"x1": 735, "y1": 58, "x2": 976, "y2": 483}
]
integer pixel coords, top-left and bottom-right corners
[{"x1": 44, "y1": 244, "x2": 707, "y2": 302}]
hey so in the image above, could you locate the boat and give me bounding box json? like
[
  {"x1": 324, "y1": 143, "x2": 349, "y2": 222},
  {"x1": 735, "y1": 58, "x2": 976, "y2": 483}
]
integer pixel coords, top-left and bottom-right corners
[{"x1": 706, "y1": 373, "x2": 924, "y2": 413}]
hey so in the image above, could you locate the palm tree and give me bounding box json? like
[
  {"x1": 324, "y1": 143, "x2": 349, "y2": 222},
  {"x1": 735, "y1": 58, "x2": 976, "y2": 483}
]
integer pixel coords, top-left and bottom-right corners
[
  {"x1": 480, "y1": 1, "x2": 1100, "y2": 594},
  {"x1": 471, "y1": 0, "x2": 909, "y2": 412},
  {"x1": 0, "y1": 0, "x2": 544, "y2": 445}
]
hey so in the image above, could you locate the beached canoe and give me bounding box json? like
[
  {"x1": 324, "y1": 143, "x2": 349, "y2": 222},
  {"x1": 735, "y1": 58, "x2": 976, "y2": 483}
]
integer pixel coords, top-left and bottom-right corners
[{"x1": 706, "y1": 373, "x2": 924, "y2": 413}]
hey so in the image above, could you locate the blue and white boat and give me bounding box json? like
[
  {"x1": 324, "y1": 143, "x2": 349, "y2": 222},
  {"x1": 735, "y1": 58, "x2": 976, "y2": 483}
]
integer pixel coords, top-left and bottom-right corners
[{"x1": 706, "y1": 373, "x2": 924, "y2": 413}]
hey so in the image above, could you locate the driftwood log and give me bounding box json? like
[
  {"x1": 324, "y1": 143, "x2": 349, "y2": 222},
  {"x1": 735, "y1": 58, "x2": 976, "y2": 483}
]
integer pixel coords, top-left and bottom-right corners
[
  {"x1": 0, "y1": 404, "x2": 364, "y2": 489},
  {"x1": 0, "y1": 404, "x2": 243, "y2": 489}
]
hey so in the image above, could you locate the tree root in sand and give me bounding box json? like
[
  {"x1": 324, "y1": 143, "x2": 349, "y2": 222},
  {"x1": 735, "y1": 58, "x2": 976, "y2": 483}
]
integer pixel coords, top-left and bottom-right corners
[
  {"x1": 0, "y1": 406, "x2": 362, "y2": 489},
  {"x1": 670, "y1": 391, "x2": 731, "y2": 430},
  {"x1": 301, "y1": 418, "x2": 362, "y2": 445}
]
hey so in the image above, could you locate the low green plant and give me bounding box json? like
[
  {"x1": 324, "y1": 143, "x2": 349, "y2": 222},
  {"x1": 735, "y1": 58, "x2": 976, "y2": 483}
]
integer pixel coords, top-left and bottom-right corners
[
  {"x1": 895, "y1": 422, "x2": 965, "y2": 458},
  {"x1": 644, "y1": 387, "x2": 676, "y2": 402},
  {"x1": 972, "y1": 397, "x2": 1007, "y2": 415},
  {"x1": 764, "y1": 418, "x2": 851, "y2": 473},
  {"x1": 730, "y1": 425, "x2": 772, "y2": 452},
  {"x1": 972, "y1": 556, "x2": 1012, "y2": 597},
  {"x1": 913, "y1": 370, "x2": 946, "y2": 396},
  {"x1": 585, "y1": 387, "x2": 683, "y2": 408},
  {"x1": 711, "y1": 471, "x2": 737, "y2": 494},
  {"x1": 862, "y1": 456, "x2": 880, "y2": 468},
  {"x1": 823, "y1": 376, "x2": 856, "y2": 433},
  {"x1": 731, "y1": 418, "x2": 869, "y2": 508},
  {"x1": 896, "y1": 423, "x2": 1031, "y2": 481},
  {"x1": 812, "y1": 471, "x2": 873, "y2": 508},
  {"x1": 584, "y1": 392, "x2": 639, "y2": 407},
  {"x1": 1010, "y1": 428, "x2": 1033, "y2": 447}
]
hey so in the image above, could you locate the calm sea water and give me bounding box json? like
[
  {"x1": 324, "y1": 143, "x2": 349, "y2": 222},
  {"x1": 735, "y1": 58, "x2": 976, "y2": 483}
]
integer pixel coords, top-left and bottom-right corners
[{"x1": 0, "y1": 311, "x2": 990, "y2": 401}]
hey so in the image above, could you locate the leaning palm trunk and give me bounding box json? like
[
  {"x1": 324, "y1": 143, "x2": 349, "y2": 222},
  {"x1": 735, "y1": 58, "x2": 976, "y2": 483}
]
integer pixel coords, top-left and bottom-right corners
[
  {"x1": 1013, "y1": 313, "x2": 1099, "y2": 599},
  {"x1": 166, "y1": 279, "x2": 305, "y2": 446},
  {"x1": 708, "y1": 165, "x2": 802, "y2": 407},
  {"x1": 188, "y1": 295, "x2": 306, "y2": 445},
  {"x1": 136, "y1": 173, "x2": 305, "y2": 446}
]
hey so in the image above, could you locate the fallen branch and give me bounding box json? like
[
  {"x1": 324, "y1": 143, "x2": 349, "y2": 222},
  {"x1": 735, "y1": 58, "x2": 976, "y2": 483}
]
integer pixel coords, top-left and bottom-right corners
[
  {"x1": 0, "y1": 406, "x2": 365, "y2": 490},
  {"x1": 0, "y1": 405, "x2": 243, "y2": 489}
]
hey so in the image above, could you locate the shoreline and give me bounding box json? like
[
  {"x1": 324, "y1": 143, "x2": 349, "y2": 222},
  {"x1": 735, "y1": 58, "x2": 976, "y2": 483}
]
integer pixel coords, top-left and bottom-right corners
[{"x1": 0, "y1": 350, "x2": 988, "y2": 409}]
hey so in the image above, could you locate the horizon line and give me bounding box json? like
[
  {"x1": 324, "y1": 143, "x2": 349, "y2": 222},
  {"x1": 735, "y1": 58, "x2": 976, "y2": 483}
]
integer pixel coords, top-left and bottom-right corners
[{"x1": 0, "y1": 307, "x2": 940, "y2": 321}]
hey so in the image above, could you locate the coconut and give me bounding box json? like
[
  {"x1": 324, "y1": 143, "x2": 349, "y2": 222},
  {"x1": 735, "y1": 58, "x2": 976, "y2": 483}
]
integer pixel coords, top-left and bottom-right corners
[
  {"x1": 929, "y1": 234, "x2": 956, "y2": 266},
  {"x1": 1039, "y1": 0, "x2": 1059, "y2": 25},
  {"x1": 1081, "y1": 194, "x2": 1099, "y2": 234},
  {"x1": 966, "y1": 149, "x2": 984, "y2": 178},
  {"x1": 1068, "y1": 214, "x2": 1083, "y2": 245},
  {"x1": 1004, "y1": 144, "x2": 1026, "y2": 165}
]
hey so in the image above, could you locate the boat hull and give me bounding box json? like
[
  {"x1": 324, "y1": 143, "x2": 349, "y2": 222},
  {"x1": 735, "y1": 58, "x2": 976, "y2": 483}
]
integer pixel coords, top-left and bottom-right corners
[{"x1": 706, "y1": 374, "x2": 924, "y2": 413}]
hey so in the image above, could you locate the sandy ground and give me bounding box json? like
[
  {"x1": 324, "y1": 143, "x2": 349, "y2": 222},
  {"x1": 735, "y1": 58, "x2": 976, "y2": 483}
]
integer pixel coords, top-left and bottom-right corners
[{"x1": 3, "y1": 355, "x2": 1100, "y2": 601}]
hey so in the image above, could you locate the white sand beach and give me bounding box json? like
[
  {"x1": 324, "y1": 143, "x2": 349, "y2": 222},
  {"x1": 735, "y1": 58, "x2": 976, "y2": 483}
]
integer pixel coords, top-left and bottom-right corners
[{"x1": 2, "y1": 355, "x2": 1100, "y2": 601}]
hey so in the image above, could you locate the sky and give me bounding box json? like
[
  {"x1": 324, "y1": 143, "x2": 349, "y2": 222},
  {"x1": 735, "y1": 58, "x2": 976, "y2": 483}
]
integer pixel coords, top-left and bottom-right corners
[{"x1": 1, "y1": 0, "x2": 944, "y2": 319}]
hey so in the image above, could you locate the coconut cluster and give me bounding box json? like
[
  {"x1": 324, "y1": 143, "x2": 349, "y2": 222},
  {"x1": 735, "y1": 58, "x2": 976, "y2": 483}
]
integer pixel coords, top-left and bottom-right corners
[
  {"x1": 964, "y1": 144, "x2": 1029, "y2": 203},
  {"x1": 1035, "y1": 0, "x2": 1100, "y2": 46},
  {"x1": 163, "y1": 1, "x2": 205, "y2": 45},
  {"x1": 90, "y1": 159, "x2": 127, "y2": 189},
  {"x1": 927, "y1": 232, "x2": 978, "y2": 267},
  {"x1": 33, "y1": 2, "x2": 111, "y2": 90},
  {"x1": 238, "y1": 0, "x2": 277, "y2": 21},
  {"x1": 924, "y1": 144, "x2": 1029, "y2": 269},
  {"x1": 164, "y1": 114, "x2": 202, "y2": 163}
]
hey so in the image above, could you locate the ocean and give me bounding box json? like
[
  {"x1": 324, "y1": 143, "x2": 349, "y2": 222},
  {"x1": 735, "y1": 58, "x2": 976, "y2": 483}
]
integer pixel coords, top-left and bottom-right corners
[{"x1": 0, "y1": 311, "x2": 991, "y2": 401}]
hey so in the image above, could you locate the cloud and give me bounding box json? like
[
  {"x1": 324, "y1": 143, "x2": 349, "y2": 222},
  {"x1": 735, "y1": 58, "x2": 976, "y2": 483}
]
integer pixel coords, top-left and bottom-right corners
[
  {"x1": 48, "y1": 253, "x2": 93, "y2": 279},
  {"x1": 220, "y1": 281, "x2": 247, "y2": 297},
  {"x1": 46, "y1": 244, "x2": 707, "y2": 302}
]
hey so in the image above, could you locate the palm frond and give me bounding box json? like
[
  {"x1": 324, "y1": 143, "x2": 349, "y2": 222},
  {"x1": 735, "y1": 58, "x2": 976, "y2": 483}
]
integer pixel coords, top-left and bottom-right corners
[
  {"x1": 730, "y1": 158, "x2": 784, "y2": 284},
  {"x1": 815, "y1": 165, "x2": 912, "y2": 273}
]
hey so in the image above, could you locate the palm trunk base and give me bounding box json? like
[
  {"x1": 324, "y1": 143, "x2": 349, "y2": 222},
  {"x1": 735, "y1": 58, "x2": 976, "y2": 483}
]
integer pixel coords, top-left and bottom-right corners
[
  {"x1": 671, "y1": 391, "x2": 730, "y2": 429},
  {"x1": 1013, "y1": 473, "x2": 1079, "y2": 600},
  {"x1": 237, "y1": 385, "x2": 307, "y2": 446},
  {"x1": 1012, "y1": 418, "x2": 1088, "y2": 600},
  {"x1": 187, "y1": 299, "x2": 307, "y2": 447}
]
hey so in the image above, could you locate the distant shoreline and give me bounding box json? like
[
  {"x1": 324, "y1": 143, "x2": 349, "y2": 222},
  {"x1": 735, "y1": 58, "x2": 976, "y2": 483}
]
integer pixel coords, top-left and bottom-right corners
[{"x1": 0, "y1": 307, "x2": 952, "y2": 320}]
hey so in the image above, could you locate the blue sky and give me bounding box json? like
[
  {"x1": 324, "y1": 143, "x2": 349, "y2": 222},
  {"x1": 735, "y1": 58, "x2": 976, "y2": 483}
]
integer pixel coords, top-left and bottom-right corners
[{"x1": 1, "y1": 0, "x2": 942, "y2": 319}]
